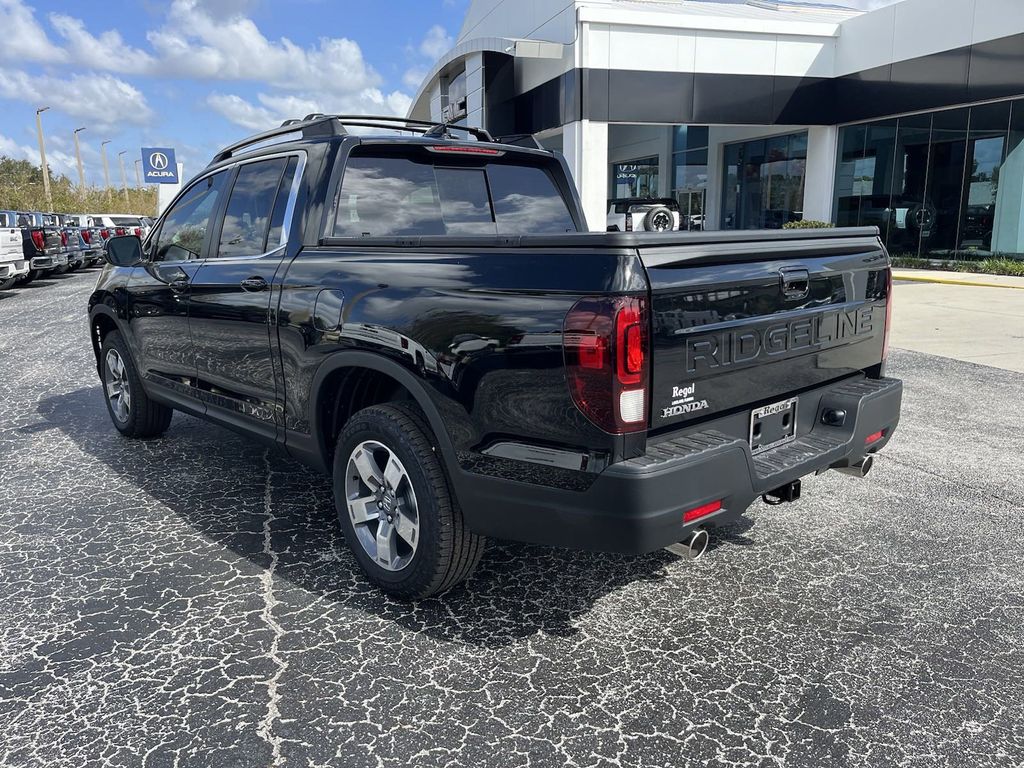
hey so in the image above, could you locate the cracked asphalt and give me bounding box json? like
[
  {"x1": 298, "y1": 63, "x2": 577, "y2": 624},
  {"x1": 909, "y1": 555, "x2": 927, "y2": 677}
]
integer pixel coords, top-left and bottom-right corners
[{"x1": 1, "y1": 270, "x2": 1023, "y2": 768}]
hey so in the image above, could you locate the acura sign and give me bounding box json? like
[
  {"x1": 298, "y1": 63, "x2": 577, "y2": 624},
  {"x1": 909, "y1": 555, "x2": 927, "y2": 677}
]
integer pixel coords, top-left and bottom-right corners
[{"x1": 141, "y1": 147, "x2": 179, "y2": 184}]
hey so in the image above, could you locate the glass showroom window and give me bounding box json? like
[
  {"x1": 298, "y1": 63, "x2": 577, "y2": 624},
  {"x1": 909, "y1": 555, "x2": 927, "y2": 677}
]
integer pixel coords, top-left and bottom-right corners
[
  {"x1": 834, "y1": 99, "x2": 1024, "y2": 261},
  {"x1": 721, "y1": 132, "x2": 808, "y2": 230},
  {"x1": 672, "y1": 126, "x2": 709, "y2": 230},
  {"x1": 611, "y1": 157, "x2": 659, "y2": 198}
]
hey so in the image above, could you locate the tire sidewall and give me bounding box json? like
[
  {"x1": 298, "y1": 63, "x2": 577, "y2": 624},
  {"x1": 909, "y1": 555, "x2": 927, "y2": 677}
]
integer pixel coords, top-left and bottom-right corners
[{"x1": 333, "y1": 409, "x2": 448, "y2": 593}]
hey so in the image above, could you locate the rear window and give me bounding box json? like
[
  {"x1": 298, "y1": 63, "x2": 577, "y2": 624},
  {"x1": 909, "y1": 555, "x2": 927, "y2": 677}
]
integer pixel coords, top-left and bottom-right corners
[
  {"x1": 332, "y1": 149, "x2": 577, "y2": 237},
  {"x1": 0, "y1": 213, "x2": 8, "y2": 227},
  {"x1": 110, "y1": 216, "x2": 141, "y2": 226}
]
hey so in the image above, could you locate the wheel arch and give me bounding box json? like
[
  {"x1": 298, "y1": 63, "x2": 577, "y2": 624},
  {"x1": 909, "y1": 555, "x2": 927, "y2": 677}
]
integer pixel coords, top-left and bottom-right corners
[
  {"x1": 89, "y1": 307, "x2": 122, "y2": 371},
  {"x1": 309, "y1": 351, "x2": 460, "y2": 477}
]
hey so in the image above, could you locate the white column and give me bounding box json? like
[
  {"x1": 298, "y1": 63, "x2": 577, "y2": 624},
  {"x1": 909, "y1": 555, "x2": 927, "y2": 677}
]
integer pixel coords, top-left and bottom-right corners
[
  {"x1": 157, "y1": 163, "x2": 184, "y2": 215},
  {"x1": 803, "y1": 126, "x2": 839, "y2": 224},
  {"x1": 465, "y1": 52, "x2": 486, "y2": 128},
  {"x1": 563, "y1": 120, "x2": 608, "y2": 232},
  {"x1": 703, "y1": 129, "x2": 725, "y2": 231}
]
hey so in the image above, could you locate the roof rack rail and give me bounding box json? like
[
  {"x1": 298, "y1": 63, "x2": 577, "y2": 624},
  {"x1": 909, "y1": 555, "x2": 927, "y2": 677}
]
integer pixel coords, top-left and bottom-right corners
[{"x1": 210, "y1": 114, "x2": 495, "y2": 164}]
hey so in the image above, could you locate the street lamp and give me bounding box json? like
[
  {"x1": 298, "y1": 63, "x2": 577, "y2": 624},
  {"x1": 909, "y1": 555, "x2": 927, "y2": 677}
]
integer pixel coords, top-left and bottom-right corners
[
  {"x1": 35, "y1": 107, "x2": 52, "y2": 211},
  {"x1": 134, "y1": 158, "x2": 142, "y2": 188},
  {"x1": 73, "y1": 127, "x2": 87, "y2": 189},
  {"x1": 117, "y1": 150, "x2": 130, "y2": 206},
  {"x1": 100, "y1": 140, "x2": 112, "y2": 202}
]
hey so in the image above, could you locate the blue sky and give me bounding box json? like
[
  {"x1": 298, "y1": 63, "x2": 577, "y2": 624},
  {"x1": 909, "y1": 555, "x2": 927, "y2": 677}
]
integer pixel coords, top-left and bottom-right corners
[
  {"x1": 0, "y1": 0, "x2": 469, "y2": 185},
  {"x1": 0, "y1": 0, "x2": 901, "y2": 186}
]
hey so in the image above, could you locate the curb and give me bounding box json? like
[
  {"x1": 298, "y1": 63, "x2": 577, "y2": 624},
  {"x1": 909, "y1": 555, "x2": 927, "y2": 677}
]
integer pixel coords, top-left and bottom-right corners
[{"x1": 892, "y1": 273, "x2": 1024, "y2": 290}]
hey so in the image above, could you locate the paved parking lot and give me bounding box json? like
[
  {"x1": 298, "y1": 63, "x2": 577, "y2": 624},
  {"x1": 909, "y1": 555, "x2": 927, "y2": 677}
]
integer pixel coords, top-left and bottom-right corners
[{"x1": 1, "y1": 270, "x2": 1023, "y2": 768}]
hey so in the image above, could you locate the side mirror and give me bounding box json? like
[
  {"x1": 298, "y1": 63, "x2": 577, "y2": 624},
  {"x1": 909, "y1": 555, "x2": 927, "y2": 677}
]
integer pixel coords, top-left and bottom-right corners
[{"x1": 104, "y1": 235, "x2": 143, "y2": 267}]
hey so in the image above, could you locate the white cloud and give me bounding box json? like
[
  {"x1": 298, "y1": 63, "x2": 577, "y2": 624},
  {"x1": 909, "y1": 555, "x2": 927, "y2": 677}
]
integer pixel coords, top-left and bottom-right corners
[
  {"x1": 0, "y1": 132, "x2": 37, "y2": 162},
  {"x1": 0, "y1": 0, "x2": 66, "y2": 64},
  {"x1": 419, "y1": 25, "x2": 453, "y2": 60},
  {"x1": 403, "y1": 67, "x2": 428, "y2": 91},
  {"x1": 145, "y1": 0, "x2": 381, "y2": 97},
  {"x1": 208, "y1": 89, "x2": 413, "y2": 132},
  {"x1": 48, "y1": 13, "x2": 154, "y2": 74},
  {"x1": 0, "y1": 68, "x2": 154, "y2": 129}
]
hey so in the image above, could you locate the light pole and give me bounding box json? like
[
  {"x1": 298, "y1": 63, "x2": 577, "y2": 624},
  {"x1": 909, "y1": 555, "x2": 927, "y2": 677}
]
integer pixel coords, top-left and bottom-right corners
[
  {"x1": 101, "y1": 140, "x2": 112, "y2": 202},
  {"x1": 73, "y1": 127, "x2": 87, "y2": 189},
  {"x1": 134, "y1": 159, "x2": 142, "y2": 188},
  {"x1": 35, "y1": 106, "x2": 52, "y2": 211},
  {"x1": 117, "y1": 150, "x2": 130, "y2": 206}
]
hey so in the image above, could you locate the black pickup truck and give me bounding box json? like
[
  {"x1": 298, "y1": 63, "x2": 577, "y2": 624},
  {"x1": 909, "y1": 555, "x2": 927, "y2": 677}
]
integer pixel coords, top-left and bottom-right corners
[{"x1": 88, "y1": 115, "x2": 902, "y2": 599}]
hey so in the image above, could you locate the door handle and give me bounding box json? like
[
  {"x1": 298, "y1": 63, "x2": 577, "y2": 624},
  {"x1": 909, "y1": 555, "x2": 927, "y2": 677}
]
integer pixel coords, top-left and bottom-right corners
[
  {"x1": 169, "y1": 276, "x2": 190, "y2": 293},
  {"x1": 240, "y1": 276, "x2": 269, "y2": 292}
]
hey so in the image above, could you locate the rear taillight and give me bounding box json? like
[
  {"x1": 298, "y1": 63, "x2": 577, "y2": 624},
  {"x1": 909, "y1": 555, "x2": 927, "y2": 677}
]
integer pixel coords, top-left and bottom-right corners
[
  {"x1": 564, "y1": 295, "x2": 650, "y2": 434},
  {"x1": 60, "y1": 230, "x2": 68, "y2": 246},
  {"x1": 115, "y1": 227, "x2": 126, "y2": 236},
  {"x1": 624, "y1": 212, "x2": 633, "y2": 232},
  {"x1": 134, "y1": 227, "x2": 141, "y2": 238},
  {"x1": 81, "y1": 229, "x2": 91, "y2": 244},
  {"x1": 31, "y1": 230, "x2": 44, "y2": 249},
  {"x1": 101, "y1": 228, "x2": 110, "y2": 239},
  {"x1": 865, "y1": 430, "x2": 885, "y2": 445},
  {"x1": 882, "y1": 267, "x2": 893, "y2": 362}
]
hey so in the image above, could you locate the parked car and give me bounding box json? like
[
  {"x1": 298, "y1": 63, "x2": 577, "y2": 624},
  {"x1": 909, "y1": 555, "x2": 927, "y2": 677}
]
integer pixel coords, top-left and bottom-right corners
[
  {"x1": 64, "y1": 214, "x2": 105, "y2": 266},
  {"x1": 50, "y1": 213, "x2": 86, "y2": 271},
  {"x1": 0, "y1": 210, "x2": 30, "y2": 289},
  {"x1": 17, "y1": 211, "x2": 65, "y2": 283},
  {"x1": 138, "y1": 216, "x2": 155, "y2": 241},
  {"x1": 89, "y1": 114, "x2": 901, "y2": 600},
  {"x1": 607, "y1": 198, "x2": 681, "y2": 232},
  {"x1": 89, "y1": 214, "x2": 144, "y2": 239}
]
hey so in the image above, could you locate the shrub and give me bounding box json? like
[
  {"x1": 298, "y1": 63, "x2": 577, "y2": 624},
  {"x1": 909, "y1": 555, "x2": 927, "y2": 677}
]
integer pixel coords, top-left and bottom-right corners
[{"x1": 783, "y1": 219, "x2": 834, "y2": 229}]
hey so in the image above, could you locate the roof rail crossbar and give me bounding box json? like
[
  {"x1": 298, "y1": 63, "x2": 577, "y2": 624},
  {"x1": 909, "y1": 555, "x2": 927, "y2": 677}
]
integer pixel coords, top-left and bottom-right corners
[
  {"x1": 211, "y1": 114, "x2": 496, "y2": 165},
  {"x1": 212, "y1": 115, "x2": 346, "y2": 163}
]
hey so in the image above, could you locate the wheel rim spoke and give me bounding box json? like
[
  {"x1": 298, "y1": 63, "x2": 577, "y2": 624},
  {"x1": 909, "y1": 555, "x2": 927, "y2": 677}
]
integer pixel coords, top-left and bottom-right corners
[
  {"x1": 393, "y1": 508, "x2": 417, "y2": 547},
  {"x1": 375, "y1": 519, "x2": 397, "y2": 567},
  {"x1": 383, "y1": 453, "x2": 404, "y2": 491},
  {"x1": 349, "y1": 494, "x2": 380, "y2": 525},
  {"x1": 352, "y1": 447, "x2": 383, "y2": 489}
]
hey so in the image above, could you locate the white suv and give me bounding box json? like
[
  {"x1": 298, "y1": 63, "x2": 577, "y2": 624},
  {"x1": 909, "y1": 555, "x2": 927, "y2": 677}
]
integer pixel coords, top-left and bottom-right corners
[{"x1": 606, "y1": 198, "x2": 681, "y2": 233}]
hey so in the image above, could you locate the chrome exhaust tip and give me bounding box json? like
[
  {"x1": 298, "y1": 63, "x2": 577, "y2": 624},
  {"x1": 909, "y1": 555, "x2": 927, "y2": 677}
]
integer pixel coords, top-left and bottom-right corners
[
  {"x1": 835, "y1": 454, "x2": 874, "y2": 478},
  {"x1": 666, "y1": 528, "x2": 710, "y2": 560}
]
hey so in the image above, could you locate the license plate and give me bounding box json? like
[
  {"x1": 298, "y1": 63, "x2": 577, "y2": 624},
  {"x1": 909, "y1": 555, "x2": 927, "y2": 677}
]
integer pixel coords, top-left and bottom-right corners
[{"x1": 749, "y1": 397, "x2": 798, "y2": 455}]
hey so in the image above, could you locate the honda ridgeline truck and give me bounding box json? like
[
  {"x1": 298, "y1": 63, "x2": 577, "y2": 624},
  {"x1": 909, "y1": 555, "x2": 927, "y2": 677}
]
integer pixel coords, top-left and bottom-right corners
[{"x1": 88, "y1": 115, "x2": 902, "y2": 599}]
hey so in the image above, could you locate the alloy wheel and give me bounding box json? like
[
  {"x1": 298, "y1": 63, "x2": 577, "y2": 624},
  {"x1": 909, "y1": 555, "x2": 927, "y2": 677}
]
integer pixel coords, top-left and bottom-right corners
[
  {"x1": 345, "y1": 440, "x2": 420, "y2": 571},
  {"x1": 105, "y1": 348, "x2": 131, "y2": 423}
]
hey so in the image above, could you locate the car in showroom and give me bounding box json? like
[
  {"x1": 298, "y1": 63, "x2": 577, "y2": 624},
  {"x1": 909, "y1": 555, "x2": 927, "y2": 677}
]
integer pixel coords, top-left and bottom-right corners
[
  {"x1": 606, "y1": 197, "x2": 681, "y2": 232},
  {"x1": 88, "y1": 114, "x2": 902, "y2": 600}
]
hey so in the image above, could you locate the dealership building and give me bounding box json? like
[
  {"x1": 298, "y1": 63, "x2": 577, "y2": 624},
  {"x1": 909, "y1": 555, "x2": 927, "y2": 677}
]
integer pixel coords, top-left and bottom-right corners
[{"x1": 409, "y1": 0, "x2": 1024, "y2": 258}]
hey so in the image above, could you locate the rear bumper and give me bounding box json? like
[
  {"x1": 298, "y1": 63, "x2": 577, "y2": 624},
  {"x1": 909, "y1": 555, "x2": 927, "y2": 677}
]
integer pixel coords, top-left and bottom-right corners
[
  {"x1": 0, "y1": 260, "x2": 29, "y2": 279},
  {"x1": 456, "y1": 376, "x2": 902, "y2": 554}
]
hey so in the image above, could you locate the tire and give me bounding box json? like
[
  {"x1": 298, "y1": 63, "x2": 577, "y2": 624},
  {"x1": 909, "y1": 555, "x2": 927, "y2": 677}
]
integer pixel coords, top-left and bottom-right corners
[
  {"x1": 0, "y1": 277, "x2": 15, "y2": 290},
  {"x1": 22, "y1": 269, "x2": 39, "y2": 285},
  {"x1": 643, "y1": 206, "x2": 675, "y2": 232},
  {"x1": 333, "y1": 402, "x2": 485, "y2": 600},
  {"x1": 54, "y1": 264, "x2": 69, "y2": 275},
  {"x1": 100, "y1": 330, "x2": 173, "y2": 438}
]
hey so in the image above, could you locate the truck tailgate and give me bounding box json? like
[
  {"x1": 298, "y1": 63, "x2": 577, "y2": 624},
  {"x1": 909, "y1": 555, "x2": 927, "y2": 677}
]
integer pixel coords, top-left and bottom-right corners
[{"x1": 640, "y1": 231, "x2": 890, "y2": 431}]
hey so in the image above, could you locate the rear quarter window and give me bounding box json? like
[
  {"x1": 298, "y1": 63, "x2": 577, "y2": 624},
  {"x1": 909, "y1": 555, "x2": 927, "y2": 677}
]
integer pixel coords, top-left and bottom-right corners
[{"x1": 332, "y1": 148, "x2": 577, "y2": 237}]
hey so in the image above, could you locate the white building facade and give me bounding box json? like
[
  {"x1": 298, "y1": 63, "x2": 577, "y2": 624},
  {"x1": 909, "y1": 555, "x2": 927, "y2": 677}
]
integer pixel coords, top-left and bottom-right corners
[{"x1": 409, "y1": 0, "x2": 1024, "y2": 259}]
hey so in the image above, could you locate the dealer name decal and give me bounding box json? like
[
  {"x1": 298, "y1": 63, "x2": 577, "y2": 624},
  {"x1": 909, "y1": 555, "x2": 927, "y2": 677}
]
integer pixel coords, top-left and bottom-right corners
[{"x1": 662, "y1": 382, "x2": 710, "y2": 418}]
